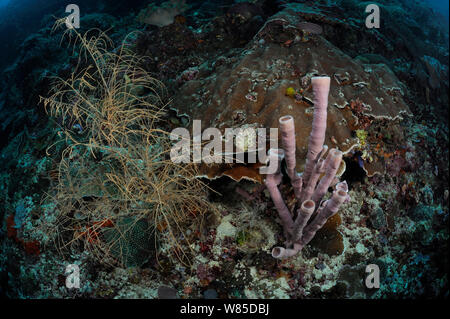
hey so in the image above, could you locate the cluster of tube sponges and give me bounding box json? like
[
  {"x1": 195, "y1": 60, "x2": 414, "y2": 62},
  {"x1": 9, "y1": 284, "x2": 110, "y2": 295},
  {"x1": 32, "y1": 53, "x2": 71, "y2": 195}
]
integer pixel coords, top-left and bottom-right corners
[{"x1": 265, "y1": 76, "x2": 350, "y2": 259}]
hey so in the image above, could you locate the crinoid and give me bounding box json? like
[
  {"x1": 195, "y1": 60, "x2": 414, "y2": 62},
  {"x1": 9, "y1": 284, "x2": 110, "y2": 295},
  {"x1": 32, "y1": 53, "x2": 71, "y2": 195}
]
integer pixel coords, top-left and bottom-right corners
[{"x1": 39, "y1": 19, "x2": 214, "y2": 267}]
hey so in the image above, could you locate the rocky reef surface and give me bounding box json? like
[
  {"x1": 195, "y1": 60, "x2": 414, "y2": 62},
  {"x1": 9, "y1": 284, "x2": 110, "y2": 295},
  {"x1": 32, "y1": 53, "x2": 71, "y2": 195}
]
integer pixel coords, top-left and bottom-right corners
[{"x1": 0, "y1": 0, "x2": 448, "y2": 298}]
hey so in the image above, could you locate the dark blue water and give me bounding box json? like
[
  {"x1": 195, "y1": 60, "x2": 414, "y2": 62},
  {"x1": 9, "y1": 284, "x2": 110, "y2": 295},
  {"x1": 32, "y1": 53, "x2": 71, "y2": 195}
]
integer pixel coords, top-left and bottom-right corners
[
  {"x1": 426, "y1": 0, "x2": 449, "y2": 19},
  {"x1": 0, "y1": 0, "x2": 148, "y2": 71},
  {"x1": 0, "y1": 0, "x2": 11, "y2": 7}
]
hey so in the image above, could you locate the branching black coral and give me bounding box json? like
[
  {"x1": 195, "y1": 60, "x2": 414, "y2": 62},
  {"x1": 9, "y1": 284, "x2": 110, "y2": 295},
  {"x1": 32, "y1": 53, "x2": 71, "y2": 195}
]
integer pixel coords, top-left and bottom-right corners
[{"x1": 39, "y1": 19, "x2": 213, "y2": 267}]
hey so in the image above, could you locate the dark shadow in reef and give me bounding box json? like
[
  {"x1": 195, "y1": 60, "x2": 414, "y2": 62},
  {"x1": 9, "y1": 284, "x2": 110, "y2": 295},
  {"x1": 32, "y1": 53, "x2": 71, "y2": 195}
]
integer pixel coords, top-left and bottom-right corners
[{"x1": 341, "y1": 152, "x2": 367, "y2": 189}]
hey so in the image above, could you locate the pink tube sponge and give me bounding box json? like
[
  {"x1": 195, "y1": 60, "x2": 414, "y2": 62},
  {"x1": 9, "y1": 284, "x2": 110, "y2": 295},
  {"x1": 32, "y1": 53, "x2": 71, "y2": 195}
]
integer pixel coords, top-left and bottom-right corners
[
  {"x1": 299, "y1": 188, "x2": 348, "y2": 249},
  {"x1": 264, "y1": 148, "x2": 294, "y2": 236},
  {"x1": 292, "y1": 199, "x2": 315, "y2": 242},
  {"x1": 279, "y1": 115, "x2": 297, "y2": 180},
  {"x1": 302, "y1": 76, "x2": 330, "y2": 186},
  {"x1": 264, "y1": 75, "x2": 349, "y2": 259},
  {"x1": 311, "y1": 148, "x2": 343, "y2": 205}
]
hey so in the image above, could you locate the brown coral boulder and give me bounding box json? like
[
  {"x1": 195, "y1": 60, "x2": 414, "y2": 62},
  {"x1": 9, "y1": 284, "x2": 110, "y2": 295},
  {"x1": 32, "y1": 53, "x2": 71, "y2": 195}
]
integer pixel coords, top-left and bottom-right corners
[{"x1": 171, "y1": 7, "x2": 412, "y2": 180}]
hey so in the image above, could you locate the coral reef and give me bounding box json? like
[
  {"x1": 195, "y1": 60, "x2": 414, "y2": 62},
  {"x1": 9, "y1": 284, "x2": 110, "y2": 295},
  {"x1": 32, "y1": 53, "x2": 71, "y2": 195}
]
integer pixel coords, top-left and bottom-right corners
[
  {"x1": 171, "y1": 4, "x2": 412, "y2": 180},
  {"x1": 0, "y1": 0, "x2": 448, "y2": 300}
]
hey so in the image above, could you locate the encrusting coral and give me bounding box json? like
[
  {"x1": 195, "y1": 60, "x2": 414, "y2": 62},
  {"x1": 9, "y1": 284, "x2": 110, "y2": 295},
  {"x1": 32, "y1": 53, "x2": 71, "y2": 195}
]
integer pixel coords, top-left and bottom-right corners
[{"x1": 265, "y1": 76, "x2": 350, "y2": 259}]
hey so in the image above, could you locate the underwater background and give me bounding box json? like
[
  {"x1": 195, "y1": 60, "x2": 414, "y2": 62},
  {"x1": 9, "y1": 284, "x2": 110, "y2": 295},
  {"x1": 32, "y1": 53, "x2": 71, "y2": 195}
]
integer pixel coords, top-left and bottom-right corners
[{"x1": 0, "y1": 0, "x2": 448, "y2": 299}]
